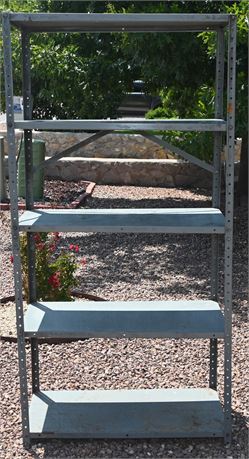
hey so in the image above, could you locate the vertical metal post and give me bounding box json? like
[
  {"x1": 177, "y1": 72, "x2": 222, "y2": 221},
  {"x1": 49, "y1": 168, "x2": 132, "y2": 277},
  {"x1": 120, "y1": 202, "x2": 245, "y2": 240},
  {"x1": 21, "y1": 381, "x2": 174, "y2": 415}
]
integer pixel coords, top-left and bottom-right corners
[
  {"x1": 209, "y1": 28, "x2": 225, "y2": 390},
  {"x1": 2, "y1": 13, "x2": 30, "y2": 447},
  {"x1": 0, "y1": 136, "x2": 7, "y2": 201},
  {"x1": 22, "y1": 31, "x2": 40, "y2": 393},
  {"x1": 224, "y1": 15, "x2": 236, "y2": 444}
]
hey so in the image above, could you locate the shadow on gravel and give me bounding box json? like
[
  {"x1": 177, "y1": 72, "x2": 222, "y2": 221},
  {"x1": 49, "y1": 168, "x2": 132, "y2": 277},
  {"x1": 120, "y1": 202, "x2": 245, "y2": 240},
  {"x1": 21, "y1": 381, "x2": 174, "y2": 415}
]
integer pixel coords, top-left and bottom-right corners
[
  {"x1": 64, "y1": 228, "x2": 246, "y2": 317},
  {"x1": 66, "y1": 232, "x2": 213, "y2": 294},
  {"x1": 85, "y1": 195, "x2": 211, "y2": 209},
  {"x1": 27, "y1": 409, "x2": 248, "y2": 459},
  {"x1": 62, "y1": 194, "x2": 247, "y2": 323}
]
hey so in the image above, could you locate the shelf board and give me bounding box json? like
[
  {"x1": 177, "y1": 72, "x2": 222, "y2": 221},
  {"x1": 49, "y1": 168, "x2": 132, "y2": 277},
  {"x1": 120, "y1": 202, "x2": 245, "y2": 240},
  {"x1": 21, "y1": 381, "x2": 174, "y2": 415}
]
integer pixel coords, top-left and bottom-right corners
[
  {"x1": 9, "y1": 13, "x2": 230, "y2": 33},
  {"x1": 14, "y1": 119, "x2": 226, "y2": 132},
  {"x1": 19, "y1": 208, "x2": 225, "y2": 234},
  {"x1": 29, "y1": 388, "x2": 224, "y2": 439},
  {"x1": 24, "y1": 300, "x2": 224, "y2": 339}
]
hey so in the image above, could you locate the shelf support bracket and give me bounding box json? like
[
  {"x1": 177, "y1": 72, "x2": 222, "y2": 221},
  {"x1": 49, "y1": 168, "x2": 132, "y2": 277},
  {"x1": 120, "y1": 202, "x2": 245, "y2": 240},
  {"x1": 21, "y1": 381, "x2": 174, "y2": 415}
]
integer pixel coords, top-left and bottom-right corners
[
  {"x1": 33, "y1": 130, "x2": 110, "y2": 173},
  {"x1": 141, "y1": 133, "x2": 215, "y2": 173}
]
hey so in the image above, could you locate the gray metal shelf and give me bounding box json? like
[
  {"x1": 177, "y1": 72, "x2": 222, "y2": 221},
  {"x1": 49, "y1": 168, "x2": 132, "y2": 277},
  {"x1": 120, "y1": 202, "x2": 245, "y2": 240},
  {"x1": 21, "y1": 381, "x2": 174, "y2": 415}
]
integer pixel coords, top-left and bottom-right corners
[
  {"x1": 19, "y1": 208, "x2": 225, "y2": 234},
  {"x1": 24, "y1": 300, "x2": 225, "y2": 339},
  {"x1": 3, "y1": 11, "x2": 236, "y2": 447},
  {"x1": 15, "y1": 119, "x2": 226, "y2": 132},
  {"x1": 29, "y1": 388, "x2": 224, "y2": 439},
  {"x1": 9, "y1": 13, "x2": 230, "y2": 33}
]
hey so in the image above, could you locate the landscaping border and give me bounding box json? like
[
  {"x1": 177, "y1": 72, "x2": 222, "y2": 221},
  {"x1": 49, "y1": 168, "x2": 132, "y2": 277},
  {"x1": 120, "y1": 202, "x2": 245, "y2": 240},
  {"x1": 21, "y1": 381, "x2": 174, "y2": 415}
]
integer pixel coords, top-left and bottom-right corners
[{"x1": 0, "y1": 180, "x2": 95, "y2": 210}]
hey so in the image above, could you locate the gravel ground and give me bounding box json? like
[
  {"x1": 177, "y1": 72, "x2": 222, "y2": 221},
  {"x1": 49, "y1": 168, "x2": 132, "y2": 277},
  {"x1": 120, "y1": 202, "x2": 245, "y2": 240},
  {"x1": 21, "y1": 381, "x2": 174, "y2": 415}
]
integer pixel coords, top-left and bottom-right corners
[
  {"x1": 5, "y1": 179, "x2": 88, "y2": 206},
  {"x1": 0, "y1": 185, "x2": 248, "y2": 458}
]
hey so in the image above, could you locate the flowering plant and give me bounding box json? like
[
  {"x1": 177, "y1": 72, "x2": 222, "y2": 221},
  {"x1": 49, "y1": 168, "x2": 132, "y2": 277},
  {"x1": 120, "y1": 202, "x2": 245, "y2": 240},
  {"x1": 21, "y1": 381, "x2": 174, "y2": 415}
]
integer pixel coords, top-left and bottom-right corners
[{"x1": 19, "y1": 232, "x2": 79, "y2": 301}]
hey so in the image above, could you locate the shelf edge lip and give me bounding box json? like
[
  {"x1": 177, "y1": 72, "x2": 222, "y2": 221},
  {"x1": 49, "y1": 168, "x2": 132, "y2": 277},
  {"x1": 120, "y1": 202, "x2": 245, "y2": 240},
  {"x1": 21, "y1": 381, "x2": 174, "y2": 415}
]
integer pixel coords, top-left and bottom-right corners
[
  {"x1": 14, "y1": 119, "x2": 227, "y2": 132},
  {"x1": 8, "y1": 13, "x2": 230, "y2": 32},
  {"x1": 29, "y1": 387, "x2": 222, "y2": 401},
  {"x1": 24, "y1": 332, "x2": 225, "y2": 339},
  {"x1": 24, "y1": 300, "x2": 225, "y2": 339},
  {"x1": 18, "y1": 208, "x2": 225, "y2": 234},
  {"x1": 19, "y1": 227, "x2": 225, "y2": 234}
]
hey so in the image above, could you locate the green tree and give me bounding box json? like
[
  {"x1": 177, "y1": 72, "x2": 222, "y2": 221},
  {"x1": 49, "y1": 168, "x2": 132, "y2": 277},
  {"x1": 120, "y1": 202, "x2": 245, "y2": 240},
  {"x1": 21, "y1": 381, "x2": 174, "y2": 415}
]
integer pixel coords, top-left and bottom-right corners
[
  {"x1": 111, "y1": 0, "x2": 247, "y2": 198},
  {"x1": 1, "y1": 0, "x2": 135, "y2": 119},
  {"x1": 1, "y1": 1, "x2": 247, "y2": 198},
  {"x1": 201, "y1": 0, "x2": 248, "y2": 199}
]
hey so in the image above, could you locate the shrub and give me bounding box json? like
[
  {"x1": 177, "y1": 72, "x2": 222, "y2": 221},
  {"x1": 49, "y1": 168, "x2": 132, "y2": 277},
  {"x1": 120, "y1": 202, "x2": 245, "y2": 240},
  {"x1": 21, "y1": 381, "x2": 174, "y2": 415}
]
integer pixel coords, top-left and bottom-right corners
[
  {"x1": 19, "y1": 232, "x2": 79, "y2": 301},
  {"x1": 146, "y1": 85, "x2": 215, "y2": 162}
]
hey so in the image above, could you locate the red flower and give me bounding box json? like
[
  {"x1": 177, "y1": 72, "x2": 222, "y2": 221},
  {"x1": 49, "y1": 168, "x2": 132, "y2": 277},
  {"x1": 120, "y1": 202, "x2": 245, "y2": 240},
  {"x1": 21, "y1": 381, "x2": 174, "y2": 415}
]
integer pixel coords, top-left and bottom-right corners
[
  {"x1": 48, "y1": 271, "x2": 61, "y2": 289},
  {"x1": 34, "y1": 234, "x2": 41, "y2": 243},
  {"x1": 10, "y1": 255, "x2": 14, "y2": 263},
  {"x1": 53, "y1": 232, "x2": 60, "y2": 239},
  {"x1": 69, "y1": 244, "x2": 79, "y2": 252},
  {"x1": 50, "y1": 244, "x2": 56, "y2": 253},
  {"x1": 37, "y1": 242, "x2": 45, "y2": 251}
]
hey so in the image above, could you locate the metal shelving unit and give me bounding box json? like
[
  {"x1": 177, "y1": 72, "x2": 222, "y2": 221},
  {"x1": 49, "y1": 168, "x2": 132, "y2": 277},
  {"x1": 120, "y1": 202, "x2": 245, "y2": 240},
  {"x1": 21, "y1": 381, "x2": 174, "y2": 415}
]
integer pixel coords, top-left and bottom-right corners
[{"x1": 2, "y1": 12, "x2": 236, "y2": 446}]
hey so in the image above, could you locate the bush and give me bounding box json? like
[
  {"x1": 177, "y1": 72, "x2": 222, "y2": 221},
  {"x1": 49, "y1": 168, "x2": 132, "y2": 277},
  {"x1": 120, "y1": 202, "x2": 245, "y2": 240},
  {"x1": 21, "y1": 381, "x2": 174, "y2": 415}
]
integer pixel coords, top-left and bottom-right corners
[
  {"x1": 146, "y1": 85, "x2": 215, "y2": 162},
  {"x1": 19, "y1": 232, "x2": 79, "y2": 301}
]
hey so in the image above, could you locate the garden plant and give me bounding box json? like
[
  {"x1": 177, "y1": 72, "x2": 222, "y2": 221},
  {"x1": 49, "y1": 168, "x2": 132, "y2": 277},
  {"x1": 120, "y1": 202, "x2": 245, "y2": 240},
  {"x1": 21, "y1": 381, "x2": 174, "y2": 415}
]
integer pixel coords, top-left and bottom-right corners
[{"x1": 18, "y1": 232, "x2": 79, "y2": 301}]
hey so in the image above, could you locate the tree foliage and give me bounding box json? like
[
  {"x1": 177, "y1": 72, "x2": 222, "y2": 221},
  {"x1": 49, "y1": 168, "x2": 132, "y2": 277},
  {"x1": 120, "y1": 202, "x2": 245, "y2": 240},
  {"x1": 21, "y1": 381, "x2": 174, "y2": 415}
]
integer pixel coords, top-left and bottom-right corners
[
  {"x1": 1, "y1": 1, "x2": 135, "y2": 119},
  {"x1": 1, "y1": 1, "x2": 247, "y2": 193}
]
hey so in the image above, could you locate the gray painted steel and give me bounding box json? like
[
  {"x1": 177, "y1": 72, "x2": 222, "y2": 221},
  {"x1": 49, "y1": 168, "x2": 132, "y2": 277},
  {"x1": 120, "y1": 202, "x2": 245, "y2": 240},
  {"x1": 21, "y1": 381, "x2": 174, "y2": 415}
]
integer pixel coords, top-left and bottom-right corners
[
  {"x1": 19, "y1": 208, "x2": 225, "y2": 234},
  {"x1": 209, "y1": 29, "x2": 225, "y2": 391},
  {"x1": 2, "y1": 13, "x2": 30, "y2": 446},
  {"x1": 3, "y1": 11, "x2": 236, "y2": 445},
  {"x1": 29, "y1": 389, "x2": 224, "y2": 438},
  {"x1": 22, "y1": 32, "x2": 40, "y2": 395},
  {"x1": 9, "y1": 13, "x2": 230, "y2": 33},
  {"x1": 142, "y1": 133, "x2": 214, "y2": 173},
  {"x1": 34, "y1": 131, "x2": 109, "y2": 173},
  {"x1": 22, "y1": 32, "x2": 36, "y2": 300},
  {"x1": 211, "y1": 29, "x2": 225, "y2": 300},
  {"x1": 0, "y1": 136, "x2": 7, "y2": 200},
  {"x1": 24, "y1": 300, "x2": 224, "y2": 339},
  {"x1": 210, "y1": 338, "x2": 218, "y2": 389},
  {"x1": 223, "y1": 16, "x2": 236, "y2": 444},
  {"x1": 15, "y1": 119, "x2": 227, "y2": 132}
]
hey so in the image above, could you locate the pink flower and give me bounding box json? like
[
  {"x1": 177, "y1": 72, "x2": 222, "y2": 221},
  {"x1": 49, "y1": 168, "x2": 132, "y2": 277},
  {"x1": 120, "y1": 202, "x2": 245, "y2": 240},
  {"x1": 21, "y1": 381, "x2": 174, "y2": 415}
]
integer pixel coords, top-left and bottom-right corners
[
  {"x1": 53, "y1": 232, "x2": 60, "y2": 239},
  {"x1": 81, "y1": 257, "x2": 87, "y2": 266},
  {"x1": 69, "y1": 244, "x2": 74, "y2": 250}
]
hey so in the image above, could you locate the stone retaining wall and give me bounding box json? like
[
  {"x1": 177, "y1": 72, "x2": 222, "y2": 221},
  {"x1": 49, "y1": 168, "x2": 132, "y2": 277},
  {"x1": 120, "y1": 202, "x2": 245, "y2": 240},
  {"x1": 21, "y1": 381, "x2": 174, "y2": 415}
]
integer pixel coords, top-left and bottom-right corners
[
  {"x1": 44, "y1": 157, "x2": 214, "y2": 188},
  {"x1": 1, "y1": 129, "x2": 240, "y2": 188},
  {"x1": 0, "y1": 130, "x2": 174, "y2": 159}
]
